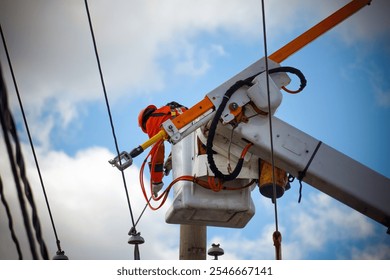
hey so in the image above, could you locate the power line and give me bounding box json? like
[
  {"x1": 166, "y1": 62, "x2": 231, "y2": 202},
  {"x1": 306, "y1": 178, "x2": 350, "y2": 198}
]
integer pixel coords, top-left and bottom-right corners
[
  {"x1": 0, "y1": 62, "x2": 43, "y2": 259},
  {"x1": 83, "y1": 0, "x2": 136, "y2": 228},
  {"x1": 260, "y1": 0, "x2": 282, "y2": 260},
  {"x1": 0, "y1": 23, "x2": 66, "y2": 259},
  {"x1": 0, "y1": 173, "x2": 23, "y2": 259}
]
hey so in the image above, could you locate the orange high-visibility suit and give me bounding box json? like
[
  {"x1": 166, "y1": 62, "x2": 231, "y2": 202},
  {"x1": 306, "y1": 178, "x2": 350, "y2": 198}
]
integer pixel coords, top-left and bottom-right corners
[{"x1": 138, "y1": 102, "x2": 186, "y2": 187}]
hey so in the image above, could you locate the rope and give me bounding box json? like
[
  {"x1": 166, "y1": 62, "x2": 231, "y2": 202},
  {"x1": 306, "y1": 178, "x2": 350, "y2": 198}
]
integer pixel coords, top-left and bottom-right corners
[
  {"x1": 1, "y1": 22, "x2": 65, "y2": 256},
  {"x1": 84, "y1": 0, "x2": 136, "y2": 228}
]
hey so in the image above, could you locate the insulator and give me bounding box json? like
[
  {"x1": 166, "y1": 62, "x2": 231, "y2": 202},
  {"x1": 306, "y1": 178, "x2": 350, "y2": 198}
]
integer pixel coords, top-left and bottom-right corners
[
  {"x1": 52, "y1": 251, "x2": 69, "y2": 260},
  {"x1": 207, "y1": 243, "x2": 224, "y2": 260},
  {"x1": 128, "y1": 232, "x2": 145, "y2": 245}
]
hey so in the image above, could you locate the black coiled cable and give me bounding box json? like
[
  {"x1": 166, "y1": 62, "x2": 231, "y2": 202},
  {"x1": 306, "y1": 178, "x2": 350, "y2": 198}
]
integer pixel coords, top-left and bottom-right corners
[{"x1": 206, "y1": 66, "x2": 306, "y2": 181}]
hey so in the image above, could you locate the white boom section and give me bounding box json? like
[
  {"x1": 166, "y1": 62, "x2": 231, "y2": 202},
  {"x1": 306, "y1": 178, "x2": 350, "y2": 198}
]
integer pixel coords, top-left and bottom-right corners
[{"x1": 221, "y1": 112, "x2": 390, "y2": 230}]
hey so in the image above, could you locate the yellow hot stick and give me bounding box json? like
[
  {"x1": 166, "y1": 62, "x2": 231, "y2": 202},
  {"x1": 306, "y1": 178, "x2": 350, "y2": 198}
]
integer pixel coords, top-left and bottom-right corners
[{"x1": 140, "y1": 130, "x2": 168, "y2": 151}]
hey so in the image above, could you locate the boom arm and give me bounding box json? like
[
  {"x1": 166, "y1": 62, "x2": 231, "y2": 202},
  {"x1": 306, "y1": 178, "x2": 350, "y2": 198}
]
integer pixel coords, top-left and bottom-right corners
[
  {"x1": 169, "y1": 57, "x2": 390, "y2": 231},
  {"x1": 109, "y1": 0, "x2": 390, "y2": 230},
  {"x1": 225, "y1": 110, "x2": 390, "y2": 230}
]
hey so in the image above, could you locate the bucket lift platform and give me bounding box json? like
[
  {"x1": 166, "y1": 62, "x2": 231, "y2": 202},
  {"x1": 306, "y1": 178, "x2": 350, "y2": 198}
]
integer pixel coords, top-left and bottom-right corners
[{"x1": 165, "y1": 130, "x2": 257, "y2": 228}]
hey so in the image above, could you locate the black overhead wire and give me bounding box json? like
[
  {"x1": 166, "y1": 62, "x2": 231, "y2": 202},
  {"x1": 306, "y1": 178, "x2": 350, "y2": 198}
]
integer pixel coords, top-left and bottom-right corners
[
  {"x1": 84, "y1": 0, "x2": 136, "y2": 228},
  {"x1": 0, "y1": 173, "x2": 23, "y2": 259},
  {"x1": 0, "y1": 64, "x2": 48, "y2": 260},
  {"x1": 0, "y1": 23, "x2": 65, "y2": 257},
  {"x1": 260, "y1": 0, "x2": 279, "y2": 233},
  {"x1": 134, "y1": 196, "x2": 152, "y2": 229},
  {"x1": 260, "y1": 0, "x2": 282, "y2": 260}
]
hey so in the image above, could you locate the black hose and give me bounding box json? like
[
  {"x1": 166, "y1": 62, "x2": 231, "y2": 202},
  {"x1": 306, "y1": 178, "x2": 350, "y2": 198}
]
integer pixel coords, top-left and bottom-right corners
[
  {"x1": 206, "y1": 66, "x2": 306, "y2": 181},
  {"x1": 206, "y1": 80, "x2": 253, "y2": 181}
]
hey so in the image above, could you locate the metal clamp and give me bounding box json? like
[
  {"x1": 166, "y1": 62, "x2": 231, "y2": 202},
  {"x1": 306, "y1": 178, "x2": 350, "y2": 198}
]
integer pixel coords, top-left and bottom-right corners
[
  {"x1": 162, "y1": 119, "x2": 182, "y2": 143},
  {"x1": 108, "y1": 151, "x2": 133, "y2": 171}
]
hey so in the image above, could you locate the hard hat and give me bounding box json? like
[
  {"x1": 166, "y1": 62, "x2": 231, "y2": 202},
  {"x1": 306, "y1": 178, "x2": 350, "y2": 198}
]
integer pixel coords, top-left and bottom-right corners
[{"x1": 138, "y1": 105, "x2": 157, "y2": 133}]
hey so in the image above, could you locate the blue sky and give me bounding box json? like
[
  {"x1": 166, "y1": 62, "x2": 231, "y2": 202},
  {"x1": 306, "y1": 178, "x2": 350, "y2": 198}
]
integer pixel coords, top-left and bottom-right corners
[{"x1": 0, "y1": 0, "x2": 389, "y2": 260}]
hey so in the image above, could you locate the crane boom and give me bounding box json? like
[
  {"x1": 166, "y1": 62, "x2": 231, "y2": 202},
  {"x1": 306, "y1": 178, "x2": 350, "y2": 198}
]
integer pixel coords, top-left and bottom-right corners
[
  {"x1": 109, "y1": 0, "x2": 390, "y2": 231},
  {"x1": 164, "y1": 56, "x2": 390, "y2": 231}
]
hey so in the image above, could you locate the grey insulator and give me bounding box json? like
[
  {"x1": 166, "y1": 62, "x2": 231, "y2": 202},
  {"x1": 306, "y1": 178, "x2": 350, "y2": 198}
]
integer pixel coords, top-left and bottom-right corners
[
  {"x1": 128, "y1": 232, "x2": 145, "y2": 245},
  {"x1": 52, "y1": 251, "x2": 69, "y2": 260},
  {"x1": 208, "y1": 243, "x2": 224, "y2": 260}
]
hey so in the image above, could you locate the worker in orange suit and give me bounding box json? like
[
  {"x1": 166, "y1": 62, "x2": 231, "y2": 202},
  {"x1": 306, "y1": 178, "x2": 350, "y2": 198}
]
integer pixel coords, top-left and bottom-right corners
[{"x1": 138, "y1": 101, "x2": 187, "y2": 196}]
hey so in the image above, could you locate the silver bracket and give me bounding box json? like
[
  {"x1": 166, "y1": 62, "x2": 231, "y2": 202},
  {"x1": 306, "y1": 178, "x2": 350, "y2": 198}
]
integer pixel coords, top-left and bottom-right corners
[{"x1": 162, "y1": 119, "x2": 182, "y2": 144}]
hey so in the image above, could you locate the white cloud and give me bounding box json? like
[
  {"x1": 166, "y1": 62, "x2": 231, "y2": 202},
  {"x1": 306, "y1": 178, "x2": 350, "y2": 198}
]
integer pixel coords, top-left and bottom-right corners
[
  {"x1": 0, "y1": 0, "x2": 262, "y2": 113},
  {"x1": 1, "y1": 0, "x2": 387, "y2": 145},
  {"x1": 350, "y1": 244, "x2": 390, "y2": 260},
  {"x1": 1, "y1": 0, "x2": 389, "y2": 261},
  {"x1": 206, "y1": 191, "x2": 383, "y2": 260},
  {"x1": 0, "y1": 141, "x2": 179, "y2": 259},
  {"x1": 333, "y1": 0, "x2": 390, "y2": 45},
  {"x1": 1, "y1": 138, "x2": 389, "y2": 260},
  {"x1": 285, "y1": 192, "x2": 378, "y2": 258},
  {"x1": 173, "y1": 43, "x2": 227, "y2": 77}
]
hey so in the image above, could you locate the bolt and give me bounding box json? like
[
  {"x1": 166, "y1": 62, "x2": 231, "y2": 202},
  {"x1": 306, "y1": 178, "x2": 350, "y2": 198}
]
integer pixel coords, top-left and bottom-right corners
[{"x1": 229, "y1": 102, "x2": 239, "y2": 111}]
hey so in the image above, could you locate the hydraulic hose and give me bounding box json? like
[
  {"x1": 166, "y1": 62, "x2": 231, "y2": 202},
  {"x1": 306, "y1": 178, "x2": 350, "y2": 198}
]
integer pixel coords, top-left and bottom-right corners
[
  {"x1": 206, "y1": 66, "x2": 306, "y2": 181},
  {"x1": 206, "y1": 79, "x2": 253, "y2": 181}
]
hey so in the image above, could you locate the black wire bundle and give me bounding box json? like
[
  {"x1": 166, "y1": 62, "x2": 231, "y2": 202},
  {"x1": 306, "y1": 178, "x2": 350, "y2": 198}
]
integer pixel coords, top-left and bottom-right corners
[
  {"x1": 0, "y1": 65, "x2": 49, "y2": 260},
  {"x1": 206, "y1": 66, "x2": 306, "y2": 182}
]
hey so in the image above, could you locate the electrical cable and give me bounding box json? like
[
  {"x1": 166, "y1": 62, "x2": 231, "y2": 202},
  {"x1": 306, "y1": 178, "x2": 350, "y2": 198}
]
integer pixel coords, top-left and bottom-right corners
[
  {"x1": 139, "y1": 141, "x2": 171, "y2": 211},
  {"x1": 4, "y1": 82, "x2": 49, "y2": 260},
  {"x1": 206, "y1": 79, "x2": 253, "y2": 182},
  {"x1": 205, "y1": 67, "x2": 305, "y2": 182},
  {"x1": 134, "y1": 196, "x2": 152, "y2": 229},
  {"x1": 260, "y1": 0, "x2": 279, "y2": 230},
  {"x1": 0, "y1": 65, "x2": 39, "y2": 259},
  {"x1": 1, "y1": 22, "x2": 65, "y2": 257},
  {"x1": 260, "y1": 0, "x2": 281, "y2": 260},
  {"x1": 0, "y1": 173, "x2": 23, "y2": 259},
  {"x1": 84, "y1": 0, "x2": 136, "y2": 228}
]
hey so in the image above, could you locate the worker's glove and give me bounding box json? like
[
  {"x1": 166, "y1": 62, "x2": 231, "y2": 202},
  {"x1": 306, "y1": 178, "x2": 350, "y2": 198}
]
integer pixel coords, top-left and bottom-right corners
[
  {"x1": 152, "y1": 182, "x2": 164, "y2": 197},
  {"x1": 164, "y1": 154, "x2": 172, "y2": 176}
]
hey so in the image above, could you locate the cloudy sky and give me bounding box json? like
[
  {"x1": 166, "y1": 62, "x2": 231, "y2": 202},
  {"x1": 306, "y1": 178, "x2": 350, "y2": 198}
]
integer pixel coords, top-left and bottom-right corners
[{"x1": 0, "y1": 0, "x2": 389, "y2": 260}]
